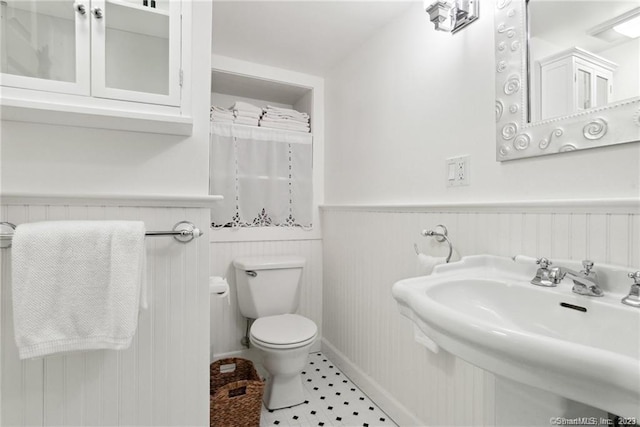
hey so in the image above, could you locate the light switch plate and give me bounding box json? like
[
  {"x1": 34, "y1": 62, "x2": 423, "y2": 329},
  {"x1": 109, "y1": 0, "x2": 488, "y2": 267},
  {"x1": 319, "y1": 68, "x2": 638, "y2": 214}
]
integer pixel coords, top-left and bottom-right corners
[{"x1": 446, "y1": 155, "x2": 470, "y2": 187}]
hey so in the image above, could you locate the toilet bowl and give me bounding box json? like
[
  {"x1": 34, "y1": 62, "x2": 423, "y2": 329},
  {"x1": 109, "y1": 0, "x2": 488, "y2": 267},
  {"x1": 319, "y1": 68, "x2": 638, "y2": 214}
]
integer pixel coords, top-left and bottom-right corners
[{"x1": 250, "y1": 313, "x2": 317, "y2": 409}]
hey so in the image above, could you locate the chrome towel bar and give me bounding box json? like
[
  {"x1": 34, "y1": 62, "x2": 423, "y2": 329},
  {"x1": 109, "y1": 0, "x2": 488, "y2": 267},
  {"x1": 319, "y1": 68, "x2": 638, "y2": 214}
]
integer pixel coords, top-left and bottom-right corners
[{"x1": 0, "y1": 220, "x2": 202, "y2": 249}]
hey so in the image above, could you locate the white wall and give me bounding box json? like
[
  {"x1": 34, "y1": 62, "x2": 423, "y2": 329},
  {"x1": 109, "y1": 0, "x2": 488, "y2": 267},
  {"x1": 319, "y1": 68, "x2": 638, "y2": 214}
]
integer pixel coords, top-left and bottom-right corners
[
  {"x1": 0, "y1": 2, "x2": 213, "y2": 197},
  {"x1": 600, "y1": 38, "x2": 640, "y2": 104},
  {"x1": 324, "y1": 0, "x2": 640, "y2": 205}
]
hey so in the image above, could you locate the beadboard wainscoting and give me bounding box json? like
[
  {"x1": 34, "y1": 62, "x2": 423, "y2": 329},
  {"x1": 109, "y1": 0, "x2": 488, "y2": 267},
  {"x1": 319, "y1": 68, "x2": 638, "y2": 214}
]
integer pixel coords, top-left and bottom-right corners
[
  {"x1": 210, "y1": 237, "x2": 323, "y2": 358},
  {"x1": 0, "y1": 195, "x2": 213, "y2": 427},
  {"x1": 321, "y1": 200, "x2": 640, "y2": 426}
]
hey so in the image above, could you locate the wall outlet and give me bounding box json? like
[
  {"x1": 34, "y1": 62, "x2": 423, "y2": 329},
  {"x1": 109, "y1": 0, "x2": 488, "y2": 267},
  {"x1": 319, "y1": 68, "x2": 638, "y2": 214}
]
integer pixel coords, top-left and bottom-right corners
[{"x1": 446, "y1": 155, "x2": 470, "y2": 187}]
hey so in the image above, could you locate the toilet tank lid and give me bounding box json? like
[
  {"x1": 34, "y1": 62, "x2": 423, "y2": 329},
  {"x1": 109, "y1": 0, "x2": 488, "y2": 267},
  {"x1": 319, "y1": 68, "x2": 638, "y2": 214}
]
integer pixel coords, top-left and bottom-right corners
[{"x1": 233, "y1": 255, "x2": 305, "y2": 271}]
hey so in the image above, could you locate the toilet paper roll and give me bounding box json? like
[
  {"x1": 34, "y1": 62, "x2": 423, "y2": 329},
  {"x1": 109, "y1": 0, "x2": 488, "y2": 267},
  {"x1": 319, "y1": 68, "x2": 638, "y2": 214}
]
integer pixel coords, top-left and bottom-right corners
[
  {"x1": 416, "y1": 254, "x2": 447, "y2": 276},
  {"x1": 209, "y1": 276, "x2": 230, "y2": 305},
  {"x1": 513, "y1": 254, "x2": 538, "y2": 264}
]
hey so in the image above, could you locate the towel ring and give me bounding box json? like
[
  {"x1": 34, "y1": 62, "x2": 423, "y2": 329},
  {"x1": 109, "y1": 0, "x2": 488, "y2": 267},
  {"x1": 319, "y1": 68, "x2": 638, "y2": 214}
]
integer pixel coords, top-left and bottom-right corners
[{"x1": 416, "y1": 224, "x2": 453, "y2": 263}]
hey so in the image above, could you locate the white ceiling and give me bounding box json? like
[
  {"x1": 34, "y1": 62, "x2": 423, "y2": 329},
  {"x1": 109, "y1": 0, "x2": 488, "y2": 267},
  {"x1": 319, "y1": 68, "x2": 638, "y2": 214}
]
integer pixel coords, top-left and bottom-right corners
[
  {"x1": 211, "y1": 1, "x2": 416, "y2": 76},
  {"x1": 529, "y1": 0, "x2": 640, "y2": 53}
]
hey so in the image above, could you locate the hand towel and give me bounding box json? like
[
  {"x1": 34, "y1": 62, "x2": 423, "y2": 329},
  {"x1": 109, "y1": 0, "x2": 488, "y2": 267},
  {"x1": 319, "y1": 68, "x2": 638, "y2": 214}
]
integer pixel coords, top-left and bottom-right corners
[
  {"x1": 416, "y1": 253, "x2": 447, "y2": 276},
  {"x1": 11, "y1": 220, "x2": 147, "y2": 360}
]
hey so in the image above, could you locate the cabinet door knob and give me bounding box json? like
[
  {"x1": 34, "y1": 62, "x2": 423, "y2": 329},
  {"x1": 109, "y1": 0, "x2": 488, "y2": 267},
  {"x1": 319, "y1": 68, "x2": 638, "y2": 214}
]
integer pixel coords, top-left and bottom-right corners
[
  {"x1": 91, "y1": 7, "x2": 103, "y2": 19},
  {"x1": 74, "y1": 3, "x2": 86, "y2": 15}
]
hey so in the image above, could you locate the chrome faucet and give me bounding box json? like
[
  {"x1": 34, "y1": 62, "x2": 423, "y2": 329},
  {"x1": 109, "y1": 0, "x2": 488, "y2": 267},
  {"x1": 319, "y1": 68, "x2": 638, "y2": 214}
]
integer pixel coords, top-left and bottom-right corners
[
  {"x1": 622, "y1": 272, "x2": 640, "y2": 307},
  {"x1": 549, "y1": 260, "x2": 604, "y2": 297},
  {"x1": 531, "y1": 257, "x2": 556, "y2": 287}
]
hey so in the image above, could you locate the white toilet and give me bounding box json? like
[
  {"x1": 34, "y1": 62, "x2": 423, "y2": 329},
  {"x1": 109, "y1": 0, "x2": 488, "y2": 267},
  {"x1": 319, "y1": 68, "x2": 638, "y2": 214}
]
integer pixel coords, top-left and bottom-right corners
[{"x1": 233, "y1": 255, "x2": 318, "y2": 410}]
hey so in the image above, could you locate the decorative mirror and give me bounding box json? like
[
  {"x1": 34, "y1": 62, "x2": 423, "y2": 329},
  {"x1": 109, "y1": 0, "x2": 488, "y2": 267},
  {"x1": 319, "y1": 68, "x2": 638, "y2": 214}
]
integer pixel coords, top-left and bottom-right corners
[{"x1": 494, "y1": 0, "x2": 640, "y2": 161}]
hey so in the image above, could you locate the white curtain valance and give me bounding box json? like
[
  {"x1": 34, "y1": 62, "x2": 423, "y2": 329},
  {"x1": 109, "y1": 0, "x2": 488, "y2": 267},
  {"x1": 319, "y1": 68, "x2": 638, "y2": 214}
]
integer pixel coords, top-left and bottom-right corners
[{"x1": 210, "y1": 123, "x2": 313, "y2": 229}]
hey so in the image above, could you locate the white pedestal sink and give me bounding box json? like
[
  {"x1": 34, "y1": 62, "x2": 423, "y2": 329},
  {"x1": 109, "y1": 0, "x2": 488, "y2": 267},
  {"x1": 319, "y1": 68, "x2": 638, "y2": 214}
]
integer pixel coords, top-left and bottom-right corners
[{"x1": 392, "y1": 255, "x2": 640, "y2": 419}]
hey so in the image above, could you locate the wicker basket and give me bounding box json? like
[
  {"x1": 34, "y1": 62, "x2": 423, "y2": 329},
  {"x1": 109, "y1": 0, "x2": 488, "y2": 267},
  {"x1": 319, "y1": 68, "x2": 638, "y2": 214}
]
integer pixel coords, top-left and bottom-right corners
[{"x1": 210, "y1": 357, "x2": 264, "y2": 427}]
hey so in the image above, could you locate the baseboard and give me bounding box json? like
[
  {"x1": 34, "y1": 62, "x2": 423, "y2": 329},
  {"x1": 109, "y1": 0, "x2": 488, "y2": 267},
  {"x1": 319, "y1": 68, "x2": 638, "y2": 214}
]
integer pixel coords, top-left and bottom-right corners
[
  {"x1": 211, "y1": 349, "x2": 251, "y2": 361},
  {"x1": 321, "y1": 338, "x2": 425, "y2": 426}
]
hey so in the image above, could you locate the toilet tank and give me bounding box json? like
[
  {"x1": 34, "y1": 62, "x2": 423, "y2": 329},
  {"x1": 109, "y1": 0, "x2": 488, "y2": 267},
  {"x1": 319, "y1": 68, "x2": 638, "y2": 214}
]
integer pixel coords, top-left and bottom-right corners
[{"x1": 233, "y1": 255, "x2": 306, "y2": 319}]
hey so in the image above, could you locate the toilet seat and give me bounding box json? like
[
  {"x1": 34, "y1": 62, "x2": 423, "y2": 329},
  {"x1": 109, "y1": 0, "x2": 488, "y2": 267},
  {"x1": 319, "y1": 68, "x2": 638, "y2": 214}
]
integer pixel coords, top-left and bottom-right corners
[{"x1": 251, "y1": 314, "x2": 317, "y2": 349}]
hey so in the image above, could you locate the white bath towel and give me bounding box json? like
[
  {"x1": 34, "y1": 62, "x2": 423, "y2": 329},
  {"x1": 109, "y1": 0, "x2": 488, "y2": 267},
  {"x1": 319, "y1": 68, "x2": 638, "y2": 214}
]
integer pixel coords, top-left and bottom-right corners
[
  {"x1": 210, "y1": 108, "x2": 234, "y2": 123},
  {"x1": 233, "y1": 116, "x2": 260, "y2": 126},
  {"x1": 211, "y1": 107, "x2": 233, "y2": 119},
  {"x1": 263, "y1": 113, "x2": 309, "y2": 123},
  {"x1": 211, "y1": 106, "x2": 232, "y2": 114},
  {"x1": 264, "y1": 105, "x2": 309, "y2": 120},
  {"x1": 210, "y1": 107, "x2": 233, "y2": 118},
  {"x1": 11, "y1": 221, "x2": 147, "y2": 360},
  {"x1": 211, "y1": 114, "x2": 234, "y2": 123},
  {"x1": 232, "y1": 101, "x2": 263, "y2": 114},
  {"x1": 259, "y1": 121, "x2": 311, "y2": 133},
  {"x1": 233, "y1": 110, "x2": 262, "y2": 120},
  {"x1": 260, "y1": 116, "x2": 310, "y2": 125}
]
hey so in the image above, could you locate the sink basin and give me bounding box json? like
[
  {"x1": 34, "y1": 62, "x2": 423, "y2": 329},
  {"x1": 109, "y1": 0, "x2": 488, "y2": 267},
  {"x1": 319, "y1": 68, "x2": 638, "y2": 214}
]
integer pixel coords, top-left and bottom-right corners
[{"x1": 392, "y1": 255, "x2": 640, "y2": 418}]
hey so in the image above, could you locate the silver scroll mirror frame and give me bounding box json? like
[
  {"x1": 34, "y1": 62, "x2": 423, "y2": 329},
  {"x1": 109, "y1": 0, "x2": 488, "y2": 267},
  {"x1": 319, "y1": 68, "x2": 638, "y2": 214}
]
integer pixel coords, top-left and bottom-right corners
[{"x1": 494, "y1": 0, "x2": 640, "y2": 161}]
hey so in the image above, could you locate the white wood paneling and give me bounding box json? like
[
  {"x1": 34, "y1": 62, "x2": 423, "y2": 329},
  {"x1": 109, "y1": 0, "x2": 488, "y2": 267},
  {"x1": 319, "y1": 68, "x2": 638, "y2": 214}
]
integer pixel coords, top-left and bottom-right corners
[
  {"x1": 321, "y1": 204, "x2": 639, "y2": 426},
  {"x1": 0, "y1": 202, "x2": 210, "y2": 427},
  {"x1": 210, "y1": 238, "x2": 323, "y2": 358}
]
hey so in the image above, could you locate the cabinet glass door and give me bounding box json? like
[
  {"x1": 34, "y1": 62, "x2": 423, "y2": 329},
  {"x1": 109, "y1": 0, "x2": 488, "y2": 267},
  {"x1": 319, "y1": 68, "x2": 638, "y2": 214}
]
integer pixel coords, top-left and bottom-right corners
[
  {"x1": 90, "y1": 0, "x2": 180, "y2": 106},
  {"x1": 595, "y1": 75, "x2": 609, "y2": 108},
  {"x1": 577, "y1": 69, "x2": 592, "y2": 110},
  {"x1": 0, "y1": 0, "x2": 90, "y2": 94}
]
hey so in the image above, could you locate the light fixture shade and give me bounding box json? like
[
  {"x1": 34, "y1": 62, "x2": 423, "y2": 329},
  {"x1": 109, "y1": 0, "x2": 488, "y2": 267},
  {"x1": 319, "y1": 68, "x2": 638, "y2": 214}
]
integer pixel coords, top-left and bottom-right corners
[
  {"x1": 613, "y1": 15, "x2": 640, "y2": 39},
  {"x1": 425, "y1": 0, "x2": 478, "y2": 34},
  {"x1": 426, "y1": 1, "x2": 454, "y2": 32},
  {"x1": 588, "y1": 7, "x2": 640, "y2": 41}
]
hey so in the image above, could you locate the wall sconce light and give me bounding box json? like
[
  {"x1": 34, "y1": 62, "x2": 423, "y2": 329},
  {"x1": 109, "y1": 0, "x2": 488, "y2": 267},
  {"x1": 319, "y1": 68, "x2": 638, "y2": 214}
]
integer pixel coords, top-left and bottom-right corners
[{"x1": 425, "y1": 0, "x2": 479, "y2": 34}]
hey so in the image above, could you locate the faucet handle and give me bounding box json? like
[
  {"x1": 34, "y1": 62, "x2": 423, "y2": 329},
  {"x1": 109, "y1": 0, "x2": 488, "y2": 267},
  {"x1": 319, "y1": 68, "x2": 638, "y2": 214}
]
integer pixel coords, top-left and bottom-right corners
[
  {"x1": 536, "y1": 257, "x2": 552, "y2": 269},
  {"x1": 628, "y1": 271, "x2": 640, "y2": 284},
  {"x1": 582, "y1": 260, "x2": 594, "y2": 274}
]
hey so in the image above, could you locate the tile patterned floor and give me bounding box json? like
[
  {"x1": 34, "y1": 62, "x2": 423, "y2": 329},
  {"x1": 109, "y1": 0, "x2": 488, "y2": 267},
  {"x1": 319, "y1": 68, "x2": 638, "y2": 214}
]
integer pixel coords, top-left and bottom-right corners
[{"x1": 260, "y1": 352, "x2": 397, "y2": 427}]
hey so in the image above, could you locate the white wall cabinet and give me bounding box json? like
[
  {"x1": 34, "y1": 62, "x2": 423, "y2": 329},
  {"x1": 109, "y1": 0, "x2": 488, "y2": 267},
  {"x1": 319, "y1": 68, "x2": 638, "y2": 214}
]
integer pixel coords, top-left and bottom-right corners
[
  {"x1": 0, "y1": 0, "x2": 189, "y2": 134},
  {"x1": 538, "y1": 47, "x2": 617, "y2": 121}
]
